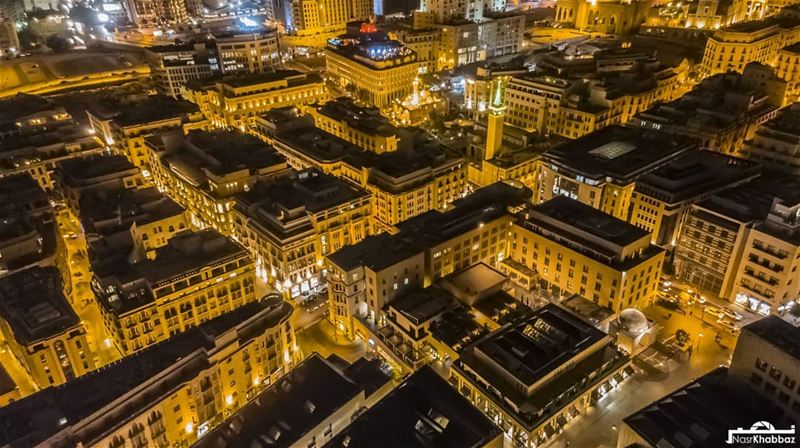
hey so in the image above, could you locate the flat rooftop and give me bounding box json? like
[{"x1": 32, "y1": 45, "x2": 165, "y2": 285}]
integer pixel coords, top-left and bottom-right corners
[
  {"x1": 196, "y1": 354, "x2": 388, "y2": 448},
  {"x1": 0, "y1": 173, "x2": 49, "y2": 217},
  {"x1": 79, "y1": 187, "x2": 184, "y2": 236},
  {"x1": 89, "y1": 95, "x2": 199, "y2": 127},
  {"x1": 220, "y1": 70, "x2": 321, "y2": 90},
  {"x1": 328, "y1": 181, "x2": 532, "y2": 272},
  {"x1": 0, "y1": 364, "x2": 16, "y2": 398},
  {"x1": 623, "y1": 368, "x2": 794, "y2": 447},
  {"x1": 327, "y1": 31, "x2": 417, "y2": 70},
  {"x1": 542, "y1": 125, "x2": 693, "y2": 182},
  {"x1": 389, "y1": 287, "x2": 455, "y2": 327},
  {"x1": 314, "y1": 97, "x2": 398, "y2": 137},
  {"x1": 95, "y1": 230, "x2": 248, "y2": 315},
  {"x1": 740, "y1": 315, "x2": 800, "y2": 361},
  {"x1": 0, "y1": 298, "x2": 292, "y2": 448},
  {"x1": 325, "y1": 366, "x2": 502, "y2": 448},
  {"x1": 634, "y1": 150, "x2": 760, "y2": 204},
  {"x1": 0, "y1": 267, "x2": 79, "y2": 346},
  {"x1": 236, "y1": 168, "x2": 368, "y2": 240},
  {"x1": 0, "y1": 94, "x2": 55, "y2": 125},
  {"x1": 698, "y1": 176, "x2": 800, "y2": 223},
  {"x1": 56, "y1": 154, "x2": 137, "y2": 187}
]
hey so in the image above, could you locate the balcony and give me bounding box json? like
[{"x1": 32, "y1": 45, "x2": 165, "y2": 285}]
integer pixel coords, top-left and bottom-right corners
[
  {"x1": 752, "y1": 242, "x2": 788, "y2": 260},
  {"x1": 748, "y1": 255, "x2": 784, "y2": 273}
]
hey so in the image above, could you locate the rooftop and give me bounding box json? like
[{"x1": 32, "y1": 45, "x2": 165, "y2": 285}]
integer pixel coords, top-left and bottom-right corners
[
  {"x1": 327, "y1": 181, "x2": 532, "y2": 272},
  {"x1": 623, "y1": 368, "x2": 793, "y2": 447},
  {"x1": 195, "y1": 353, "x2": 389, "y2": 448},
  {"x1": 0, "y1": 298, "x2": 293, "y2": 448},
  {"x1": 88, "y1": 95, "x2": 199, "y2": 127},
  {"x1": 313, "y1": 97, "x2": 398, "y2": 137},
  {"x1": 0, "y1": 173, "x2": 50, "y2": 217},
  {"x1": 236, "y1": 169, "x2": 368, "y2": 242},
  {"x1": 698, "y1": 176, "x2": 800, "y2": 223},
  {"x1": 0, "y1": 94, "x2": 56, "y2": 125},
  {"x1": 325, "y1": 366, "x2": 502, "y2": 448},
  {"x1": 0, "y1": 267, "x2": 80, "y2": 346},
  {"x1": 79, "y1": 187, "x2": 184, "y2": 237},
  {"x1": 326, "y1": 31, "x2": 417, "y2": 70},
  {"x1": 56, "y1": 154, "x2": 138, "y2": 188},
  {"x1": 95, "y1": 230, "x2": 249, "y2": 315},
  {"x1": 0, "y1": 364, "x2": 16, "y2": 398},
  {"x1": 740, "y1": 315, "x2": 800, "y2": 361},
  {"x1": 542, "y1": 126, "x2": 693, "y2": 182},
  {"x1": 634, "y1": 150, "x2": 760, "y2": 204}
]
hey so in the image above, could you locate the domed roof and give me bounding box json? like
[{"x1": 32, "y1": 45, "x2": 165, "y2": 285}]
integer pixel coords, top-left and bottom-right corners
[{"x1": 618, "y1": 308, "x2": 648, "y2": 334}]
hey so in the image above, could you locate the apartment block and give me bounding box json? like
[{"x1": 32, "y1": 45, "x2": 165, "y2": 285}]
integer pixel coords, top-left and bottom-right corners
[
  {"x1": 304, "y1": 97, "x2": 400, "y2": 154},
  {"x1": 742, "y1": 102, "x2": 800, "y2": 174},
  {"x1": 54, "y1": 154, "x2": 145, "y2": 217}
]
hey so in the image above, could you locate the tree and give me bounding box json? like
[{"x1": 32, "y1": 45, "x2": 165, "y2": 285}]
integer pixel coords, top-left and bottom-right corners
[
  {"x1": 46, "y1": 35, "x2": 70, "y2": 53},
  {"x1": 675, "y1": 329, "x2": 690, "y2": 346}
]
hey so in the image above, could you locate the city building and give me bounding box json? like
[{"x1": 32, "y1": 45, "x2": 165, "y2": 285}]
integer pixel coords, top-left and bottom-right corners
[
  {"x1": 535, "y1": 125, "x2": 694, "y2": 221},
  {"x1": 146, "y1": 130, "x2": 290, "y2": 234},
  {"x1": 86, "y1": 94, "x2": 207, "y2": 172},
  {"x1": 326, "y1": 28, "x2": 421, "y2": 109},
  {"x1": 288, "y1": 0, "x2": 374, "y2": 44},
  {"x1": 674, "y1": 176, "x2": 800, "y2": 301},
  {"x1": 730, "y1": 193, "x2": 800, "y2": 314},
  {"x1": 327, "y1": 365, "x2": 504, "y2": 448},
  {"x1": 451, "y1": 304, "x2": 632, "y2": 448},
  {"x1": 742, "y1": 102, "x2": 800, "y2": 174},
  {"x1": 232, "y1": 168, "x2": 372, "y2": 299},
  {"x1": 256, "y1": 108, "x2": 468, "y2": 228},
  {"x1": 554, "y1": 0, "x2": 652, "y2": 35},
  {"x1": 0, "y1": 364, "x2": 20, "y2": 406},
  {"x1": 304, "y1": 97, "x2": 400, "y2": 154},
  {"x1": 645, "y1": 0, "x2": 744, "y2": 29},
  {"x1": 326, "y1": 181, "x2": 531, "y2": 338},
  {"x1": 729, "y1": 315, "x2": 800, "y2": 421},
  {"x1": 0, "y1": 266, "x2": 95, "y2": 388},
  {"x1": 618, "y1": 367, "x2": 793, "y2": 448},
  {"x1": 701, "y1": 13, "x2": 800, "y2": 76},
  {"x1": 145, "y1": 42, "x2": 217, "y2": 98},
  {"x1": 0, "y1": 298, "x2": 299, "y2": 448},
  {"x1": 0, "y1": 173, "x2": 54, "y2": 271},
  {"x1": 628, "y1": 150, "x2": 760, "y2": 247},
  {"x1": 462, "y1": 63, "x2": 528, "y2": 120},
  {"x1": 195, "y1": 353, "x2": 392, "y2": 448},
  {"x1": 776, "y1": 42, "x2": 800, "y2": 102},
  {"x1": 92, "y1": 229, "x2": 257, "y2": 354},
  {"x1": 632, "y1": 64, "x2": 783, "y2": 155},
  {"x1": 511, "y1": 196, "x2": 665, "y2": 311},
  {"x1": 124, "y1": 0, "x2": 197, "y2": 26},
  {"x1": 54, "y1": 154, "x2": 145, "y2": 217},
  {"x1": 182, "y1": 71, "x2": 326, "y2": 130},
  {"x1": 213, "y1": 29, "x2": 282, "y2": 75}
]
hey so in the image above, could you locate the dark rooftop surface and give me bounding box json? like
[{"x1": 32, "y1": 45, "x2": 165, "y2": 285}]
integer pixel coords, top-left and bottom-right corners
[
  {"x1": 0, "y1": 364, "x2": 16, "y2": 398},
  {"x1": 0, "y1": 267, "x2": 79, "y2": 346},
  {"x1": 194, "y1": 354, "x2": 389, "y2": 448},
  {"x1": 0, "y1": 174, "x2": 50, "y2": 217},
  {"x1": 0, "y1": 94, "x2": 55, "y2": 125},
  {"x1": 313, "y1": 97, "x2": 398, "y2": 137},
  {"x1": 388, "y1": 287, "x2": 455, "y2": 327},
  {"x1": 327, "y1": 181, "x2": 531, "y2": 272},
  {"x1": 542, "y1": 125, "x2": 693, "y2": 182},
  {"x1": 698, "y1": 176, "x2": 800, "y2": 223},
  {"x1": 88, "y1": 95, "x2": 199, "y2": 127},
  {"x1": 623, "y1": 368, "x2": 793, "y2": 447},
  {"x1": 324, "y1": 366, "x2": 502, "y2": 448},
  {"x1": 718, "y1": 16, "x2": 800, "y2": 34},
  {"x1": 634, "y1": 150, "x2": 760, "y2": 204},
  {"x1": 79, "y1": 187, "x2": 184, "y2": 236},
  {"x1": 740, "y1": 315, "x2": 800, "y2": 361},
  {"x1": 235, "y1": 169, "x2": 368, "y2": 242},
  {"x1": 0, "y1": 298, "x2": 292, "y2": 448},
  {"x1": 56, "y1": 154, "x2": 137, "y2": 186}
]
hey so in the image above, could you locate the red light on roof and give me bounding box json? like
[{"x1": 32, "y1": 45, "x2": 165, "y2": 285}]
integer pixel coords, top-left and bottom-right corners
[{"x1": 360, "y1": 22, "x2": 377, "y2": 33}]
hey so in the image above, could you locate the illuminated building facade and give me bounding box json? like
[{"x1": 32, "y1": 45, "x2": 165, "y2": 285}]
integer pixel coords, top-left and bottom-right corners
[
  {"x1": 146, "y1": 130, "x2": 290, "y2": 234},
  {"x1": 93, "y1": 229, "x2": 258, "y2": 355},
  {"x1": 326, "y1": 29, "x2": 420, "y2": 109},
  {"x1": 304, "y1": 97, "x2": 400, "y2": 153},
  {"x1": 0, "y1": 266, "x2": 95, "y2": 388},
  {"x1": 463, "y1": 64, "x2": 528, "y2": 120},
  {"x1": 255, "y1": 108, "x2": 468, "y2": 229},
  {"x1": 232, "y1": 169, "x2": 372, "y2": 298},
  {"x1": 214, "y1": 29, "x2": 282, "y2": 75},
  {"x1": 325, "y1": 181, "x2": 531, "y2": 338},
  {"x1": 290, "y1": 0, "x2": 374, "y2": 38},
  {"x1": 182, "y1": 71, "x2": 326, "y2": 130},
  {"x1": 534, "y1": 126, "x2": 693, "y2": 221},
  {"x1": 511, "y1": 197, "x2": 665, "y2": 312},
  {"x1": 145, "y1": 43, "x2": 217, "y2": 98},
  {"x1": 124, "y1": 0, "x2": 193, "y2": 25},
  {"x1": 554, "y1": 0, "x2": 652, "y2": 35},
  {"x1": 775, "y1": 43, "x2": 800, "y2": 102},
  {"x1": 701, "y1": 14, "x2": 800, "y2": 76},
  {"x1": 0, "y1": 299, "x2": 298, "y2": 448},
  {"x1": 0, "y1": 13, "x2": 19, "y2": 57}
]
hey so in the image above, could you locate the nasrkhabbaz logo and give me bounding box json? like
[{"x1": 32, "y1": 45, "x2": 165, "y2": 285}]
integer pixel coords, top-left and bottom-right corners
[{"x1": 726, "y1": 421, "x2": 796, "y2": 445}]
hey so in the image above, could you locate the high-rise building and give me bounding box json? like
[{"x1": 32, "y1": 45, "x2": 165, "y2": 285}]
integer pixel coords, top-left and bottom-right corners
[
  {"x1": 232, "y1": 169, "x2": 372, "y2": 299},
  {"x1": 0, "y1": 299, "x2": 299, "y2": 448},
  {"x1": 145, "y1": 130, "x2": 290, "y2": 233},
  {"x1": 213, "y1": 29, "x2": 282, "y2": 75},
  {"x1": 0, "y1": 266, "x2": 95, "y2": 388},
  {"x1": 326, "y1": 29, "x2": 420, "y2": 109}
]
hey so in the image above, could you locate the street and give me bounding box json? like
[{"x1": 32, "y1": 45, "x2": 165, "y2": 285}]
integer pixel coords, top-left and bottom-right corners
[{"x1": 296, "y1": 319, "x2": 365, "y2": 363}]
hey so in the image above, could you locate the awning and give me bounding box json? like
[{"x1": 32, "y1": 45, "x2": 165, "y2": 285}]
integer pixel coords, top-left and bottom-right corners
[
  {"x1": 613, "y1": 373, "x2": 624, "y2": 385},
  {"x1": 556, "y1": 415, "x2": 567, "y2": 428},
  {"x1": 543, "y1": 423, "x2": 556, "y2": 438},
  {"x1": 624, "y1": 366, "x2": 636, "y2": 377},
  {"x1": 568, "y1": 406, "x2": 579, "y2": 418}
]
